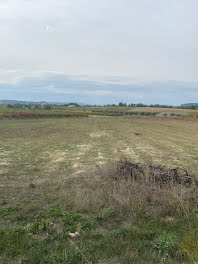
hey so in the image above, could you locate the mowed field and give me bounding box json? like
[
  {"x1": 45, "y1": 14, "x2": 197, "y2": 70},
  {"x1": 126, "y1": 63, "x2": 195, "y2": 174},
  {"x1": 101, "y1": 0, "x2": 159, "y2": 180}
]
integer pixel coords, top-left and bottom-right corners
[{"x1": 0, "y1": 116, "x2": 198, "y2": 263}]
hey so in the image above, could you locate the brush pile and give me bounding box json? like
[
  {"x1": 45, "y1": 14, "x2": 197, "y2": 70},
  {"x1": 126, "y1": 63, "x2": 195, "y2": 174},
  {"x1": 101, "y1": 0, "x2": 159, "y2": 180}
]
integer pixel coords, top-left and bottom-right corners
[{"x1": 112, "y1": 161, "x2": 198, "y2": 188}]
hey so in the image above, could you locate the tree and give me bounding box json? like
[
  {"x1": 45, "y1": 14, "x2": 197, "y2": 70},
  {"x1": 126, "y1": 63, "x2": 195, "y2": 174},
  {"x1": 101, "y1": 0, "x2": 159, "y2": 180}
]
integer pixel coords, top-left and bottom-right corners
[{"x1": 44, "y1": 104, "x2": 52, "y2": 110}]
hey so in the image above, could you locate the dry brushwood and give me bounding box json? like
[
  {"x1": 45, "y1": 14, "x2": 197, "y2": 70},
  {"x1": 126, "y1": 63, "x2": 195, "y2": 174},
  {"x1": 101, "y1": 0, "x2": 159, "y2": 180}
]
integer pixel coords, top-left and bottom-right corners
[{"x1": 114, "y1": 161, "x2": 198, "y2": 188}]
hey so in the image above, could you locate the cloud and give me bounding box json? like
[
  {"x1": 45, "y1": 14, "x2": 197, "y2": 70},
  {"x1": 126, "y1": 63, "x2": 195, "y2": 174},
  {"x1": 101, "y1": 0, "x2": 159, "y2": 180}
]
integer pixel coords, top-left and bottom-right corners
[
  {"x1": 0, "y1": 1, "x2": 198, "y2": 104},
  {"x1": 0, "y1": 71, "x2": 198, "y2": 105},
  {"x1": 0, "y1": 0, "x2": 198, "y2": 81}
]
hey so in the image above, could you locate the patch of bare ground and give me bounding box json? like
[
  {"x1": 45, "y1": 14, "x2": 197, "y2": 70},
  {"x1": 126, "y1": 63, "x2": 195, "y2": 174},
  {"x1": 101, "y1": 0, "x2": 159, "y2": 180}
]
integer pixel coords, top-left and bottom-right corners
[
  {"x1": 72, "y1": 162, "x2": 79, "y2": 169},
  {"x1": 49, "y1": 150, "x2": 68, "y2": 163},
  {"x1": 0, "y1": 151, "x2": 11, "y2": 175},
  {"x1": 42, "y1": 150, "x2": 68, "y2": 172},
  {"x1": 89, "y1": 131, "x2": 109, "y2": 138},
  {"x1": 70, "y1": 144, "x2": 94, "y2": 175},
  {"x1": 72, "y1": 169, "x2": 87, "y2": 177},
  {"x1": 114, "y1": 144, "x2": 140, "y2": 163},
  {"x1": 76, "y1": 144, "x2": 92, "y2": 154},
  {"x1": 97, "y1": 151, "x2": 106, "y2": 166},
  {"x1": 134, "y1": 142, "x2": 166, "y2": 163},
  {"x1": 0, "y1": 161, "x2": 10, "y2": 166},
  {"x1": 71, "y1": 149, "x2": 107, "y2": 175}
]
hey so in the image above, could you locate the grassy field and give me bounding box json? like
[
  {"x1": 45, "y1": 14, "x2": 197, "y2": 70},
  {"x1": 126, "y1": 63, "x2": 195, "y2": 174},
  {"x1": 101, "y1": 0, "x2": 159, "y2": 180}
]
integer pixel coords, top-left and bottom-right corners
[{"x1": 0, "y1": 116, "x2": 198, "y2": 263}]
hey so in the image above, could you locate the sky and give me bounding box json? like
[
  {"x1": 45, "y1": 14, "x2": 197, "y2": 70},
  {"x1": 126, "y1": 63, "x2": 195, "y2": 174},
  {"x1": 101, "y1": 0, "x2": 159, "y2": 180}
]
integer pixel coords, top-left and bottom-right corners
[{"x1": 0, "y1": 0, "x2": 198, "y2": 105}]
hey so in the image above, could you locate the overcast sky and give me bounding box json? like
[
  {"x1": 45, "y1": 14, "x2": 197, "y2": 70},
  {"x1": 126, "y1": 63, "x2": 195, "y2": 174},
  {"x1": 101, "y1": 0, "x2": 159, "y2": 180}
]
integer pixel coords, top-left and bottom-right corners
[{"x1": 0, "y1": 0, "x2": 198, "y2": 104}]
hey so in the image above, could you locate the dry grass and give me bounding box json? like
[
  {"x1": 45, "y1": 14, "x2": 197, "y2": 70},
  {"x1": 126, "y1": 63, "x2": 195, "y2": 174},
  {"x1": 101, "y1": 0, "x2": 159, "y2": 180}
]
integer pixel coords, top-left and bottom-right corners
[
  {"x1": 131, "y1": 107, "x2": 198, "y2": 113},
  {"x1": 72, "y1": 160, "x2": 198, "y2": 219},
  {"x1": 0, "y1": 116, "x2": 198, "y2": 263}
]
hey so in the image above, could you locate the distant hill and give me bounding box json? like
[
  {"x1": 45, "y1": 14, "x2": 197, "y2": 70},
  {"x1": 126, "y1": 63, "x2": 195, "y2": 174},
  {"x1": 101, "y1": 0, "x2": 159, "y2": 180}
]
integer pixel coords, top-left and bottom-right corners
[
  {"x1": 0, "y1": 100, "x2": 86, "y2": 106},
  {"x1": 181, "y1": 103, "x2": 198, "y2": 107}
]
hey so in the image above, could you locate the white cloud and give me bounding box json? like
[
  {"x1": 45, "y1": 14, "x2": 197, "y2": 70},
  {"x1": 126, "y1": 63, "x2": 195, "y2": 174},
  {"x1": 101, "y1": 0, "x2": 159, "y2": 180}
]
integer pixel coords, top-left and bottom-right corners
[{"x1": 33, "y1": 82, "x2": 144, "y2": 99}]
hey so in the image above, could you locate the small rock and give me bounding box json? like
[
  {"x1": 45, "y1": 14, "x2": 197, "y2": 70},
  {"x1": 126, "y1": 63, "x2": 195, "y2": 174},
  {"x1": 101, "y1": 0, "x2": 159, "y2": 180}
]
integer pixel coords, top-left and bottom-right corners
[
  {"x1": 165, "y1": 216, "x2": 174, "y2": 222},
  {"x1": 68, "y1": 232, "x2": 80, "y2": 238},
  {"x1": 68, "y1": 232, "x2": 76, "y2": 238}
]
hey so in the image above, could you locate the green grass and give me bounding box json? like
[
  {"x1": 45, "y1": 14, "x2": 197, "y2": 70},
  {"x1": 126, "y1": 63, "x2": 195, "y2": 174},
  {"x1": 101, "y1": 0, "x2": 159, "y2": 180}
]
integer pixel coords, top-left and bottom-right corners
[{"x1": 0, "y1": 116, "x2": 198, "y2": 263}]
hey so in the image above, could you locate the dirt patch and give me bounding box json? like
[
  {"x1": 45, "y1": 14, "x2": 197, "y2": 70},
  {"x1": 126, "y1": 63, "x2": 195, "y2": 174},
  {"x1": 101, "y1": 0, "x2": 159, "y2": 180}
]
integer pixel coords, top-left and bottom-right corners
[
  {"x1": 72, "y1": 163, "x2": 79, "y2": 169},
  {"x1": 118, "y1": 145, "x2": 139, "y2": 162},
  {"x1": 89, "y1": 131, "x2": 109, "y2": 138},
  {"x1": 122, "y1": 147, "x2": 136, "y2": 156},
  {"x1": 42, "y1": 150, "x2": 68, "y2": 172},
  {"x1": 72, "y1": 168, "x2": 86, "y2": 176},
  {"x1": 44, "y1": 150, "x2": 67, "y2": 164},
  {"x1": 0, "y1": 152, "x2": 11, "y2": 171},
  {"x1": 0, "y1": 161, "x2": 10, "y2": 166},
  {"x1": 76, "y1": 144, "x2": 92, "y2": 156},
  {"x1": 71, "y1": 162, "x2": 85, "y2": 175},
  {"x1": 69, "y1": 145, "x2": 94, "y2": 175},
  {"x1": 97, "y1": 151, "x2": 106, "y2": 165}
]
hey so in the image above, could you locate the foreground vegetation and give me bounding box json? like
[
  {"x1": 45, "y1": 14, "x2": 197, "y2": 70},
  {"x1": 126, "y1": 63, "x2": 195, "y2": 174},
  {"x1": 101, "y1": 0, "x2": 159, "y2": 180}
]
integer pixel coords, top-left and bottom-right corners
[{"x1": 0, "y1": 116, "x2": 198, "y2": 263}]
